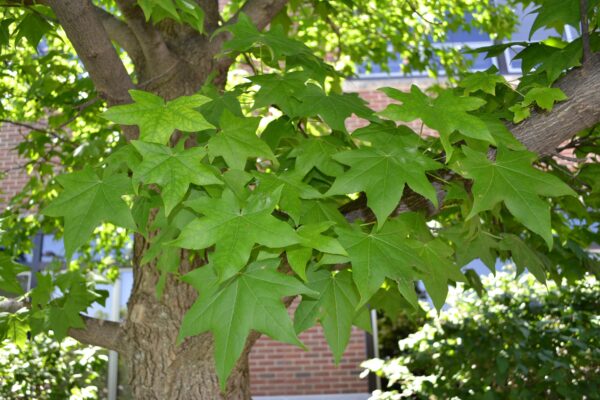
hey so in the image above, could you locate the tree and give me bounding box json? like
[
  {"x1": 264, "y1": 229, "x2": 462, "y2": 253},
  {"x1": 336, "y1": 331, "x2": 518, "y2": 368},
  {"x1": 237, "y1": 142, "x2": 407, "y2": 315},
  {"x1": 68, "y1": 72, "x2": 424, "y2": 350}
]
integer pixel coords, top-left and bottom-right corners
[
  {"x1": 363, "y1": 269, "x2": 600, "y2": 399},
  {"x1": 0, "y1": 0, "x2": 599, "y2": 398}
]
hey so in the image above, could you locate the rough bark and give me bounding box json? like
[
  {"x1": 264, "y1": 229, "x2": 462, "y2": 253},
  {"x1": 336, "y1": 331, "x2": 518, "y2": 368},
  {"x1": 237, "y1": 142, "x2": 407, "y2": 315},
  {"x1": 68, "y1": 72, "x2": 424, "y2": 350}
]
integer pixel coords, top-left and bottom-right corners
[
  {"x1": 121, "y1": 235, "x2": 260, "y2": 399},
  {"x1": 511, "y1": 53, "x2": 600, "y2": 155}
]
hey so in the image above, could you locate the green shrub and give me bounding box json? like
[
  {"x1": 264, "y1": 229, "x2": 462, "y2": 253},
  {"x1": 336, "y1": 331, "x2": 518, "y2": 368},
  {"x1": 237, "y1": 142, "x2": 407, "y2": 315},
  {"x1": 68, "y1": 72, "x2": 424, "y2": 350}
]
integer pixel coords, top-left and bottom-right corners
[
  {"x1": 0, "y1": 334, "x2": 108, "y2": 399},
  {"x1": 363, "y1": 269, "x2": 600, "y2": 399}
]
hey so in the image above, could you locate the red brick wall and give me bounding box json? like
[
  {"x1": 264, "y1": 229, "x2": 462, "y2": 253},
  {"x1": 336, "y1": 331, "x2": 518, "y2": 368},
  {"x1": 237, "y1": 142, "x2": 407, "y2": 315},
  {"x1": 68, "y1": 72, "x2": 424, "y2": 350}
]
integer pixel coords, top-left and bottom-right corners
[
  {"x1": 249, "y1": 299, "x2": 369, "y2": 396},
  {"x1": 0, "y1": 123, "x2": 29, "y2": 207}
]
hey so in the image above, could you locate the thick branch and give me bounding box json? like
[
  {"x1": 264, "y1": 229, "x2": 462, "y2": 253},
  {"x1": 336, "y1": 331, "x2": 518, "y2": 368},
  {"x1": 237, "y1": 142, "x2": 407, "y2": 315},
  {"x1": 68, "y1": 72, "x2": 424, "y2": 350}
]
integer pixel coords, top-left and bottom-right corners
[
  {"x1": 115, "y1": 0, "x2": 179, "y2": 77},
  {"x1": 69, "y1": 316, "x2": 127, "y2": 354},
  {"x1": 236, "y1": 0, "x2": 289, "y2": 30},
  {"x1": 46, "y1": 0, "x2": 136, "y2": 139},
  {"x1": 0, "y1": 299, "x2": 127, "y2": 353},
  {"x1": 93, "y1": 6, "x2": 144, "y2": 65},
  {"x1": 511, "y1": 52, "x2": 600, "y2": 155},
  {"x1": 46, "y1": 0, "x2": 133, "y2": 105},
  {"x1": 196, "y1": 0, "x2": 220, "y2": 33}
]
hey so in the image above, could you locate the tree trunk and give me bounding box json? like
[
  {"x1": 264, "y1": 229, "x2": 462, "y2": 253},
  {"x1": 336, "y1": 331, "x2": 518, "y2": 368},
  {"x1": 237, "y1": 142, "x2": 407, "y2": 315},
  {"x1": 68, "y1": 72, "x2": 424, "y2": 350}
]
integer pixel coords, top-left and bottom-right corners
[
  {"x1": 122, "y1": 233, "x2": 256, "y2": 399},
  {"x1": 118, "y1": 62, "x2": 257, "y2": 397}
]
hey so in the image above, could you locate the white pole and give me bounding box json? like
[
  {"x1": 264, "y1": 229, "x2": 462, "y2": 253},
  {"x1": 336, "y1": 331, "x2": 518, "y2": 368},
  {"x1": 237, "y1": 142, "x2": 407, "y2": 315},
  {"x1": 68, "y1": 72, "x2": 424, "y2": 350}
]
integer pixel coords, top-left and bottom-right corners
[
  {"x1": 370, "y1": 309, "x2": 381, "y2": 391},
  {"x1": 107, "y1": 277, "x2": 121, "y2": 400}
]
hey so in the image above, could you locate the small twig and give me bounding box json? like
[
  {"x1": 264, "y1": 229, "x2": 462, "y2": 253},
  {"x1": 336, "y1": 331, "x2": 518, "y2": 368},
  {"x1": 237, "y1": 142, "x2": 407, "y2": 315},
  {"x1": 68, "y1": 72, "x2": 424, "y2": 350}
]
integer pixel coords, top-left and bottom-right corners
[
  {"x1": 57, "y1": 96, "x2": 100, "y2": 129},
  {"x1": 242, "y1": 52, "x2": 258, "y2": 75},
  {"x1": 0, "y1": 119, "x2": 72, "y2": 144},
  {"x1": 580, "y1": 0, "x2": 592, "y2": 63},
  {"x1": 553, "y1": 152, "x2": 589, "y2": 163},
  {"x1": 405, "y1": 0, "x2": 442, "y2": 26},
  {"x1": 324, "y1": 15, "x2": 343, "y2": 62}
]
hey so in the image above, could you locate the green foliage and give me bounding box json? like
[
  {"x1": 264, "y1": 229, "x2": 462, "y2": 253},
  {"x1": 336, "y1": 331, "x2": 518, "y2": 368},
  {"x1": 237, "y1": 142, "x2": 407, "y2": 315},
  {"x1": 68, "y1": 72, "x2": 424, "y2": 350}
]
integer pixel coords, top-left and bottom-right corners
[
  {"x1": 0, "y1": 334, "x2": 107, "y2": 400},
  {"x1": 363, "y1": 269, "x2": 600, "y2": 399},
  {"x1": 179, "y1": 258, "x2": 316, "y2": 383},
  {"x1": 42, "y1": 167, "x2": 136, "y2": 260},
  {"x1": 103, "y1": 91, "x2": 214, "y2": 144},
  {"x1": 1, "y1": 0, "x2": 599, "y2": 392}
]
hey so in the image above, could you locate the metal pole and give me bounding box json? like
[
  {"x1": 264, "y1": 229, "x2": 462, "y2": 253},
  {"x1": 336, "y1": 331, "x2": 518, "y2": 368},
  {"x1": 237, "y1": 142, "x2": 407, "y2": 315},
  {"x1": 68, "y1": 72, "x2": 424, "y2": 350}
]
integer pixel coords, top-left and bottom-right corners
[
  {"x1": 370, "y1": 309, "x2": 381, "y2": 391},
  {"x1": 107, "y1": 276, "x2": 121, "y2": 400}
]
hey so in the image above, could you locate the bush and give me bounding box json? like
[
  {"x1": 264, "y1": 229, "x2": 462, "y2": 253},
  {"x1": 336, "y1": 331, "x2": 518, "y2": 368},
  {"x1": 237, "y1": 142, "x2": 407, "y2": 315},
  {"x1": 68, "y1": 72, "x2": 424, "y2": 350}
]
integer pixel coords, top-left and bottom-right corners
[
  {"x1": 0, "y1": 334, "x2": 108, "y2": 399},
  {"x1": 363, "y1": 269, "x2": 600, "y2": 399}
]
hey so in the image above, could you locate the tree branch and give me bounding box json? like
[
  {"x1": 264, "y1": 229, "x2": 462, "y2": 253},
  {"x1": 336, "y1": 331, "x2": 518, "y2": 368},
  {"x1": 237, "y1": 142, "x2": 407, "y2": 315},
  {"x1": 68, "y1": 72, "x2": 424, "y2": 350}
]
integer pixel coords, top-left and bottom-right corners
[
  {"x1": 45, "y1": 0, "x2": 136, "y2": 140},
  {"x1": 511, "y1": 52, "x2": 600, "y2": 155},
  {"x1": 114, "y1": 0, "x2": 179, "y2": 78},
  {"x1": 236, "y1": 0, "x2": 289, "y2": 30},
  {"x1": 0, "y1": 299, "x2": 128, "y2": 354},
  {"x1": 69, "y1": 316, "x2": 128, "y2": 354},
  {"x1": 93, "y1": 6, "x2": 144, "y2": 66},
  {"x1": 196, "y1": 0, "x2": 220, "y2": 33},
  {"x1": 342, "y1": 57, "x2": 600, "y2": 220},
  {"x1": 46, "y1": 0, "x2": 134, "y2": 106}
]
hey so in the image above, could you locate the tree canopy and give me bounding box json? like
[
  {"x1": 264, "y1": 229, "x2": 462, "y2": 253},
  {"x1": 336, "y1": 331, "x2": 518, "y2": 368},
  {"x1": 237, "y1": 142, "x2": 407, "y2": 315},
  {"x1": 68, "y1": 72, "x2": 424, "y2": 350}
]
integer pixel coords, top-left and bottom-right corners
[{"x1": 0, "y1": 0, "x2": 599, "y2": 396}]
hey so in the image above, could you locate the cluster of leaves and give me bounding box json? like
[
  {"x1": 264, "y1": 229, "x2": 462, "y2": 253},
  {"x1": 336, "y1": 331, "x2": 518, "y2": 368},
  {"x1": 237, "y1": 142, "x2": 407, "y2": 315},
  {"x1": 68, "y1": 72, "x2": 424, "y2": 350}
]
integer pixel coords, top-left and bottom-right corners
[
  {"x1": 0, "y1": 0, "x2": 599, "y2": 392},
  {"x1": 0, "y1": 334, "x2": 108, "y2": 400},
  {"x1": 224, "y1": 0, "x2": 518, "y2": 76},
  {"x1": 363, "y1": 268, "x2": 600, "y2": 399}
]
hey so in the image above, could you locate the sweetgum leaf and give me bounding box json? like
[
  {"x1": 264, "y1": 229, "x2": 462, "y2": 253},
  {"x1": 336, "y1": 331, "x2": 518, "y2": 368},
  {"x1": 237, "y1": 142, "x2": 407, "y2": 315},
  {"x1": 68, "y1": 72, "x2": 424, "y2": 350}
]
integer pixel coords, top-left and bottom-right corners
[
  {"x1": 254, "y1": 170, "x2": 322, "y2": 223},
  {"x1": 217, "y1": 13, "x2": 311, "y2": 60},
  {"x1": 379, "y1": 85, "x2": 493, "y2": 155},
  {"x1": 295, "y1": 84, "x2": 373, "y2": 132},
  {"x1": 294, "y1": 268, "x2": 367, "y2": 363},
  {"x1": 249, "y1": 72, "x2": 306, "y2": 114},
  {"x1": 0, "y1": 255, "x2": 28, "y2": 295},
  {"x1": 328, "y1": 132, "x2": 440, "y2": 225},
  {"x1": 43, "y1": 167, "x2": 135, "y2": 259},
  {"x1": 103, "y1": 90, "x2": 213, "y2": 144},
  {"x1": 454, "y1": 146, "x2": 576, "y2": 248},
  {"x1": 290, "y1": 137, "x2": 345, "y2": 177},
  {"x1": 336, "y1": 220, "x2": 423, "y2": 305},
  {"x1": 132, "y1": 141, "x2": 222, "y2": 215},
  {"x1": 179, "y1": 259, "x2": 316, "y2": 388},
  {"x1": 410, "y1": 238, "x2": 465, "y2": 311},
  {"x1": 499, "y1": 234, "x2": 547, "y2": 283},
  {"x1": 522, "y1": 87, "x2": 567, "y2": 111},
  {"x1": 172, "y1": 188, "x2": 300, "y2": 280},
  {"x1": 207, "y1": 111, "x2": 277, "y2": 170},
  {"x1": 459, "y1": 70, "x2": 507, "y2": 95}
]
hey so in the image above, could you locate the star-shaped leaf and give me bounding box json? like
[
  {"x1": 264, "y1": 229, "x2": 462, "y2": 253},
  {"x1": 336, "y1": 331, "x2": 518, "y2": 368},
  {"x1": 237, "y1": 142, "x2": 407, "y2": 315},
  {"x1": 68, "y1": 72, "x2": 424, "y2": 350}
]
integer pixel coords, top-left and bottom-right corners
[
  {"x1": 294, "y1": 84, "x2": 373, "y2": 132},
  {"x1": 103, "y1": 90, "x2": 214, "y2": 144},
  {"x1": 379, "y1": 85, "x2": 493, "y2": 155},
  {"x1": 131, "y1": 141, "x2": 222, "y2": 215},
  {"x1": 179, "y1": 259, "x2": 316, "y2": 388},
  {"x1": 409, "y1": 238, "x2": 465, "y2": 311},
  {"x1": 249, "y1": 72, "x2": 306, "y2": 114},
  {"x1": 217, "y1": 13, "x2": 312, "y2": 60},
  {"x1": 290, "y1": 137, "x2": 345, "y2": 177},
  {"x1": 459, "y1": 70, "x2": 507, "y2": 95},
  {"x1": 172, "y1": 188, "x2": 299, "y2": 280},
  {"x1": 287, "y1": 222, "x2": 347, "y2": 280},
  {"x1": 453, "y1": 146, "x2": 576, "y2": 247},
  {"x1": 522, "y1": 87, "x2": 567, "y2": 111},
  {"x1": 0, "y1": 255, "x2": 28, "y2": 295},
  {"x1": 254, "y1": 170, "x2": 322, "y2": 223},
  {"x1": 336, "y1": 220, "x2": 424, "y2": 305},
  {"x1": 294, "y1": 268, "x2": 368, "y2": 363},
  {"x1": 499, "y1": 234, "x2": 547, "y2": 283},
  {"x1": 43, "y1": 167, "x2": 135, "y2": 259},
  {"x1": 328, "y1": 132, "x2": 441, "y2": 225},
  {"x1": 207, "y1": 111, "x2": 277, "y2": 170}
]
